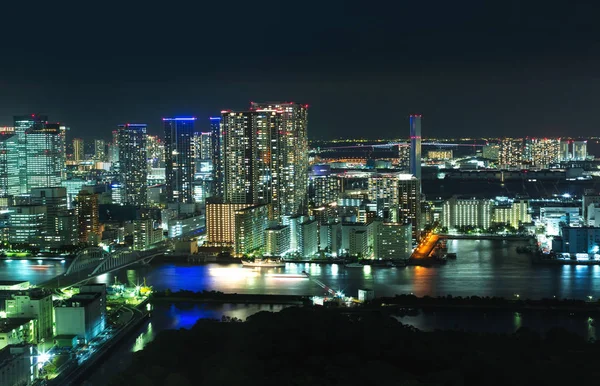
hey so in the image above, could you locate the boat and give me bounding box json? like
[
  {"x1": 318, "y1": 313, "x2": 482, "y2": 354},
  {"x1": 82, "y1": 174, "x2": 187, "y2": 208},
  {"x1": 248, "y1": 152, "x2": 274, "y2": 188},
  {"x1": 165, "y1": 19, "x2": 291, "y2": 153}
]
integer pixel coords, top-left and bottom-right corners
[
  {"x1": 446, "y1": 253, "x2": 457, "y2": 259},
  {"x1": 345, "y1": 263, "x2": 365, "y2": 268},
  {"x1": 393, "y1": 260, "x2": 407, "y2": 267},
  {"x1": 241, "y1": 258, "x2": 285, "y2": 268}
]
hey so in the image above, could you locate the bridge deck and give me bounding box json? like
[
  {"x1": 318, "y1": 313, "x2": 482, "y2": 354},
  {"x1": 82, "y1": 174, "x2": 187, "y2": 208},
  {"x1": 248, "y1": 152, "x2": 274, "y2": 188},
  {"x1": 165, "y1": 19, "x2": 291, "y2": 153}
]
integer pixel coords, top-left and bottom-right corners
[{"x1": 410, "y1": 234, "x2": 440, "y2": 259}]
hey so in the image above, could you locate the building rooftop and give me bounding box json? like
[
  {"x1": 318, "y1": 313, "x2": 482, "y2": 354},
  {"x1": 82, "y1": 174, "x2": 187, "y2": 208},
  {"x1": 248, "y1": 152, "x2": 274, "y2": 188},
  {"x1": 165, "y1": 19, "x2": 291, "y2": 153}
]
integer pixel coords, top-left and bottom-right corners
[{"x1": 59, "y1": 292, "x2": 101, "y2": 307}]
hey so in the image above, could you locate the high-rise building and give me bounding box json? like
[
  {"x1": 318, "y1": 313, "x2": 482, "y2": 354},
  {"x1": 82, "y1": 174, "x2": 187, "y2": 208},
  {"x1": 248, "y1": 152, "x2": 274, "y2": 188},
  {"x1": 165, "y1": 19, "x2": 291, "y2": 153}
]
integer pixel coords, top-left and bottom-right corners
[
  {"x1": 573, "y1": 140, "x2": 587, "y2": 161},
  {"x1": 374, "y1": 221, "x2": 412, "y2": 259},
  {"x1": 409, "y1": 114, "x2": 422, "y2": 180},
  {"x1": 94, "y1": 139, "x2": 106, "y2": 162},
  {"x1": 76, "y1": 190, "x2": 100, "y2": 244},
  {"x1": 523, "y1": 138, "x2": 560, "y2": 168},
  {"x1": 251, "y1": 102, "x2": 309, "y2": 217},
  {"x1": 133, "y1": 219, "x2": 163, "y2": 251},
  {"x1": 14, "y1": 115, "x2": 48, "y2": 194},
  {"x1": 233, "y1": 204, "x2": 270, "y2": 256},
  {"x1": 210, "y1": 117, "x2": 223, "y2": 198},
  {"x1": 25, "y1": 123, "x2": 65, "y2": 190},
  {"x1": 117, "y1": 124, "x2": 148, "y2": 206},
  {"x1": 297, "y1": 219, "x2": 319, "y2": 258},
  {"x1": 265, "y1": 225, "x2": 291, "y2": 256},
  {"x1": 498, "y1": 138, "x2": 523, "y2": 168},
  {"x1": 30, "y1": 187, "x2": 68, "y2": 244},
  {"x1": 205, "y1": 201, "x2": 253, "y2": 246},
  {"x1": 397, "y1": 176, "x2": 421, "y2": 240},
  {"x1": 0, "y1": 133, "x2": 20, "y2": 197},
  {"x1": 310, "y1": 175, "x2": 342, "y2": 207},
  {"x1": 146, "y1": 135, "x2": 164, "y2": 169},
  {"x1": 8, "y1": 205, "x2": 46, "y2": 247},
  {"x1": 559, "y1": 139, "x2": 571, "y2": 161},
  {"x1": 164, "y1": 117, "x2": 196, "y2": 203},
  {"x1": 221, "y1": 102, "x2": 309, "y2": 218},
  {"x1": 73, "y1": 138, "x2": 84, "y2": 162}
]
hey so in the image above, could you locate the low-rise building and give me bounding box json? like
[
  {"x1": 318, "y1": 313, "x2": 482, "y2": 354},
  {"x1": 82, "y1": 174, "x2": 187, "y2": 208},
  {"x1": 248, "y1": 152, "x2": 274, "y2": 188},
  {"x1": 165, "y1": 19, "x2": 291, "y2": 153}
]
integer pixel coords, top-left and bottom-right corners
[
  {"x1": 0, "y1": 344, "x2": 38, "y2": 386},
  {"x1": 54, "y1": 285, "x2": 106, "y2": 343},
  {"x1": 4, "y1": 289, "x2": 53, "y2": 342},
  {"x1": 0, "y1": 319, "x2": 36, "y2": 350}
]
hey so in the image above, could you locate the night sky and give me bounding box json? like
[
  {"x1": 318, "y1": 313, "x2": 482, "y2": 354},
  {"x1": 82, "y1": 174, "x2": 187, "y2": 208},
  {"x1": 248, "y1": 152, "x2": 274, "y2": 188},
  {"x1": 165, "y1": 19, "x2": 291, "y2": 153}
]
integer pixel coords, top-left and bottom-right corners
[{"x1": 1, "y1": 1, "x2": 599, "y2": 140}]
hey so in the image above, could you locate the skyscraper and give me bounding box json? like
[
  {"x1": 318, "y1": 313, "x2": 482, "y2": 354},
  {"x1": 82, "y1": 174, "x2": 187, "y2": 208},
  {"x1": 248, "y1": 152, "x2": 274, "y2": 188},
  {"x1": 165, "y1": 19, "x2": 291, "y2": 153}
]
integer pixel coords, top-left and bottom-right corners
[
  {"x1": 164, "y1": 117, "x2": 196, "y2": 203},
  {"x1": 30, "y1": 187, "x2": 68, "y2": 245},
  {"x1": 14, "y1": 115, "x2": 47, "y2": 194},
  {"x1": 210, "y1": 117, "x2": 223, "y2": 198},
  {"x1": 498, "y1": 138, "x2": 523, "y2": 168},
  {"x1": 409, "y1": 114, "x2": 422, "y2": 180},
  {"x1": 251, "y1": 102, "x2": 309, "y2": 217},
  {"x1": 118, "y1": 124, "x2": 148, "y2": 206},
  {"x1": 221, "y1": 111, "x2": 273, "y2": 206},
  {"x1": 221, "y1": 102, "x2": 308, "y2": 219},
  {"x1": 398, "y1": 176, "x2": 421, "y2": 241},
  {"x1": 94, "y1": 139, "x2": 106, "y2": 162},
  {"x1": 573, "y1": 140, "x2": 587, "y2": 161},
  {"x1": 76, "y1": 190, "x2": 100, "y2": 244},
  {"x1": 73, "y1": 138, "x2": 84, "y2": 162},
  {"x1": 0, "y1": 132, "x2": 20, "y2": 197},
  {"x1": 26, "y1": 123, "x2": 65, "y2": 190}
]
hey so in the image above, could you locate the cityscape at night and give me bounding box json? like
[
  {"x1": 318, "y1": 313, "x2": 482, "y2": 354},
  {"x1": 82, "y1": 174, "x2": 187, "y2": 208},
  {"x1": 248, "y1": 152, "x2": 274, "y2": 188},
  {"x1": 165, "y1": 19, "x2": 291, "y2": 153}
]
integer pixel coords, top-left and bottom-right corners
[{"x1": 3, "y1": 1, "x2": 600, "y2": 385}]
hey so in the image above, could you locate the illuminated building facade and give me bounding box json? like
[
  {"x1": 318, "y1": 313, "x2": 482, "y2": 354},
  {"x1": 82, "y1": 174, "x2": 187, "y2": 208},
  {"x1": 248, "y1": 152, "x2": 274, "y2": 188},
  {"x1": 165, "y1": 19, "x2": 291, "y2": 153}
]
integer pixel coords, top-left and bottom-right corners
[
  {"x1": 442, "y1": 196, "x2": 493, "y2": 231},
  {"x1": 30, "y1": 187, "x2": 68, "y2": 245},
  {"x1": 409, "y1": 114, "x2": 422, "y2": 180},
  {"x1": 73, "y1": 138, "x2": 84, "y2": 162},
  {"x1": 164, "y1": 117, "x2": 196, "y2": 203},
  {"x1": 374, "y1": 221, "x2": 412, "y2": 259},
  {"x1": 233, "y1": 204, "x2": 269, "y2": 256},
  {"x1": 310, "y1": 175, "x2": 342, "y2": 207},
  {"x1": 25, "y1": 123, "x2": 65, "y2": 190},
  {"x1": 0, "y1": 133, "x2": 20, "y2": 197},
  {"x1": 94, "y1": 139, "x2": 106, "y2": 162},
  {"x1": 118, "y1": 124, "x2": 148, "y2": 206},
  {"x1": 265, "y1": 225, "x2": 291, "y2": 256},
  {"x1": 482, "y1": 145, "x2": 499, "y2": 160},
  {"x1": 76, "y1": 190, "x2": 100, "y2": 244},
  {"x1": 251, "y1": 102, "x2": 309, "y2": 217},
  {"x1": 498, "y1": 138, "x2": 523, "y2": 168},
  {"x1": 14, "y1": 115, "x2": 47, "y2": 194},
  {"x1": 427, "y1": 150, "x2": 453, "y2": 160},
  {"x1": 559, "y1": 139, "x2": 570, "y2": 161},
  {"x1": 206, "y1": 201, "x2": 253, "y2": 246},
  {"x1": 523, "y1": 138, "x2": 560, "y2": 168},
  {"x1": 398, "y1": 176, "x2": 421, "y2": 240},
  {"x1": 210, "y1": 117, "x2": 224, "y2": 198},
  {"x1": 8, "y1": 205, "x2": 46, "y2": 246},
  {"x1": 573, "y1": 140, "x2": 587, "y2": 161},
  {"x1": 492, "y1": 198, "x2": 531, "y2": 228}
]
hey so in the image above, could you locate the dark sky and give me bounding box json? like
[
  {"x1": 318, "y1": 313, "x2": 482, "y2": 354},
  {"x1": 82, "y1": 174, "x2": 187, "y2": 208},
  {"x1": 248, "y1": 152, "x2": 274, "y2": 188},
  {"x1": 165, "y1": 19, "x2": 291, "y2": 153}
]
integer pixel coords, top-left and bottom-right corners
[{"x1": 1, "y1": 1, "x2": 600, "y2": 140}]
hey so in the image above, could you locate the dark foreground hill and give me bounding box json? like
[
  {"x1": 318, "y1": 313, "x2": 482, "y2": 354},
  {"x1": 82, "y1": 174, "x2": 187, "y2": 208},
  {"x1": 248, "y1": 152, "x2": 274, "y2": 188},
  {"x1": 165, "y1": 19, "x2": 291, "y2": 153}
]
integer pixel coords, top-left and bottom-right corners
[{"x1": 109, "y1": 307, "x2": 600, "y2": 386}]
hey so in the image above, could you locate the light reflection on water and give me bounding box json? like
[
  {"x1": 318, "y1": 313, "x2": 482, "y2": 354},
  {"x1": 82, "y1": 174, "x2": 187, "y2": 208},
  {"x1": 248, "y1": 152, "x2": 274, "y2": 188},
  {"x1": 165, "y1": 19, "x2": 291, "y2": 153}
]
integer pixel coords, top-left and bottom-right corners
[{"x1": 6, "y1": 240, "x2": 600, "y2": 300}]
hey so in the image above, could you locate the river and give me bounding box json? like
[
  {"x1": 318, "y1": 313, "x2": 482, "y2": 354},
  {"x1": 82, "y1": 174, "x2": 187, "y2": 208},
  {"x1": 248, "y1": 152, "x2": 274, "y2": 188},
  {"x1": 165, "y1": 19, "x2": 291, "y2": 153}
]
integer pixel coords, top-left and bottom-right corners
[
  {"x1": 3, "y1": 239, "x2": 600, "y2": 385},
  {"x1": 4, "y1": 239, "x2": 597, "y2": 300}
]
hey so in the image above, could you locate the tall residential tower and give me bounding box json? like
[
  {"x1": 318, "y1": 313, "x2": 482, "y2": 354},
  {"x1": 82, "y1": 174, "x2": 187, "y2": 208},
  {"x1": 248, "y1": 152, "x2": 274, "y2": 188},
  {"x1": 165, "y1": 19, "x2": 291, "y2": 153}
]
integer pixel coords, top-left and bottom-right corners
[
  {"x1": 409, "y1": 114, "x2": 422, "y2": 181},
  {"x1": 164, "y1": 117, "x2": 196, "y2": 203},
  {"x1": 118, "y1": 124, "x2": 148, "y2": 206}
]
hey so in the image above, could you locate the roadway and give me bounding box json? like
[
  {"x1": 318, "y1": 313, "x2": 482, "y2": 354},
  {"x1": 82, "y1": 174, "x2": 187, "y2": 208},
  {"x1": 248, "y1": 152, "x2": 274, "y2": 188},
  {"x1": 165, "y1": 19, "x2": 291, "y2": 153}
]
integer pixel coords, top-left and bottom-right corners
[{"x1": 411, "y1": 233, "x2": 440, "y2": 259}]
